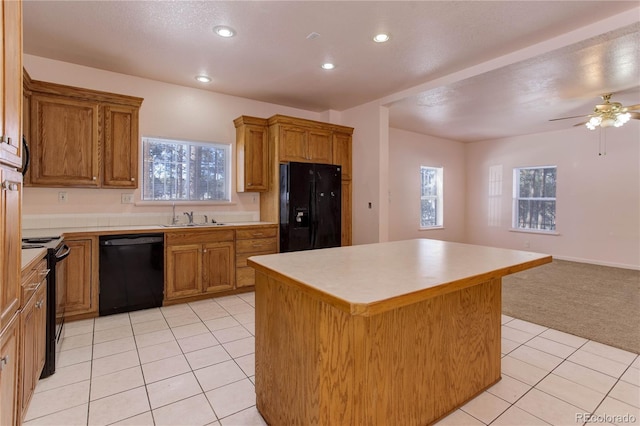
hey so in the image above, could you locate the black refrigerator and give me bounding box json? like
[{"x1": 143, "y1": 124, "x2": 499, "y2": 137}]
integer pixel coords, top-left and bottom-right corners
[{"x1": 280, "y1": 162, "x2": 341, "y2": 252}]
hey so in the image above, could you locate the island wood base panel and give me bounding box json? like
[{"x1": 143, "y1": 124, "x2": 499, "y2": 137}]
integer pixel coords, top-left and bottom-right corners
[{"x1": 255, "y1": 272, "x2": 502, "y2": 426}]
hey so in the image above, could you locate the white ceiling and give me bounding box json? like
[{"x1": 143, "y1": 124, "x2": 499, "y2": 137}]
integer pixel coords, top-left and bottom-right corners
[{"x1": 22, "y1": 1, "x2": 640, "y2": 142}]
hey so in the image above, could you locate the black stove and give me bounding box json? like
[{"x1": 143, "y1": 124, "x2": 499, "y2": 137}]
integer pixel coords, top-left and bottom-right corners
[{"x1": 22, "y1": 235, "x2": 69, "y2": 378}]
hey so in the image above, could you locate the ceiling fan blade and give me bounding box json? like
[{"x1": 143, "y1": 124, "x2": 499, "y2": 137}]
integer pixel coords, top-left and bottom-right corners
[
  {"x1": 625, "y1": 104, "x2": 640, "y2": 111},
  {"x1": 572, "y1": 122, "x2": 588, "y2": 127},
  {"x1": 629, "y1": 112, "x2": 640, "y2": 119},
  {"x1": 549, "y1": 114, "x2": 590, "y2": 122}
]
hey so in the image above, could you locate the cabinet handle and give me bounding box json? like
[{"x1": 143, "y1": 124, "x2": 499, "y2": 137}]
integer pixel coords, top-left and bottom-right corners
[
  {"x1": 39, "y1": 269, "x2": 50, "y2": 278},
  {"x1": 202, "y1": 249, "x2": 207, "y2": 253},
  {"x1": 131, "y1": 177, "x2": 136, "y2": 182},
  {"x1": 0, "y1": 135, "x2": 11, "y2": 144},
  {"x1": 36, "y1": 300, "x2": 44, "y2": 309},
  {"x1": 2, "y1": 180, "x2": 19, "y2": 191},
  {"x1": 93, "y1": 176, "x2": 97, "y2": 180},
  {"x1": 0, "y1": 355, "x2": 9, "y2": 370}
]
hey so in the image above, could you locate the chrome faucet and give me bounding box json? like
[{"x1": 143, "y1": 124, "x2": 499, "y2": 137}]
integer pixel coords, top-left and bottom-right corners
[
  {"x1": 184, "y1": 211, "x2": 194, "y2": 224},
  {"x1": 204, "y1": 215, "x2": 208, "y2": 223}
]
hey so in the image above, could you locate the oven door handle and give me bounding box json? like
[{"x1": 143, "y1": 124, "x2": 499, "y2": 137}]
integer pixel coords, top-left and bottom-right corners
[{"x1": 55, "y1": 245, "x2": 71, "y2": 261}]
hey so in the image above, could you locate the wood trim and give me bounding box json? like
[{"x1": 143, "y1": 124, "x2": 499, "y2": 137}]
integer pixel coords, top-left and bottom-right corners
[
  {"x1": 25, "y1": 78, "x2": 143, "y2": 107},
  {"x1": 267, "y1": 114, "x2": 354, "y2": 134}
]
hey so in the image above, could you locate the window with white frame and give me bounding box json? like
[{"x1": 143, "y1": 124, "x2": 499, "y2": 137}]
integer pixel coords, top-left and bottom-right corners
[
  {"x1": 513, "y1": 166, "x2": 556, "y2": 231},
  {"x1": 420, "y1": 166, "x2": 443, "y2": 228},
  {"x1": 142, "y1": 137, "x2": 231, "y2": 201}
]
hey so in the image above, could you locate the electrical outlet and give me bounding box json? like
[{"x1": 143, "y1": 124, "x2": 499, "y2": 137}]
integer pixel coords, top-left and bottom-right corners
[
  {"x1": 58, "y1": 192, "x2": 68, "y2": 203},
  {"x1": 121, "y1": 193, "x2": 134, "y2": 204},
  {"x1": 524, "y1": 240, "x2": 530, "y2": 248},
  {"x1": 252, "y1": 194, "x2": 257, "y2": 203}
]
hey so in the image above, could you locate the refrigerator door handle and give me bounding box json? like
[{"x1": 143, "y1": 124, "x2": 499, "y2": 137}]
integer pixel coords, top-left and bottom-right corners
[{"x1": 309, "y1": 179, "x2": 317, "y2": 248}]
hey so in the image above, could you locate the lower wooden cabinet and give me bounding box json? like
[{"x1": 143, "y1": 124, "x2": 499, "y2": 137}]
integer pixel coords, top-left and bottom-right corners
[
  {"x1": 19, "y1": 280, "x2": 46, "y2": 421},
  {"x1": 63, "y1": 237, "x2": 98, "y2": 319},
  {"x1": 165, "y1": 230, "x2": 235, "y2": 302},
  {"x1": 235, "y1": 226, "x2": 278, "y2": 287},
  {"x1": 0, "y1": 314, "x2": 19, "y2": 426}
]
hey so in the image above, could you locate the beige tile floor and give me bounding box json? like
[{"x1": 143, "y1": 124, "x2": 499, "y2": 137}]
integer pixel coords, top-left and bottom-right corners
[{"x1": 24, "y1": 292, "x2": 639, "y2": 426}]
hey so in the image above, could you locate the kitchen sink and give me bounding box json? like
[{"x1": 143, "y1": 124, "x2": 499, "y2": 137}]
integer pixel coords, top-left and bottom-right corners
[{"x1": 161, "y1": 223, "x2": 226, "y2": 228}]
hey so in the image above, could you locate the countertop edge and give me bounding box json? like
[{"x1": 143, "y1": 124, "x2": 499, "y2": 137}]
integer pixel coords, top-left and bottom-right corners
[{"x1": 249, "y1": 253, "x2": 553, "y2": 317}]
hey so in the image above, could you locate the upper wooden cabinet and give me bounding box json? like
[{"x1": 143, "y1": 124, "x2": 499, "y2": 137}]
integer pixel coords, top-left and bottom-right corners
[
  {"x1": 234, "y1": 116, "x2": 269, "y2": 192},
  {"x1": 28, "y1": 94, "x2": 100, "y2": 187},
  {"x1": 277, "y1": 124, "x2": 332, "y2": 164},
  {"x1": 103, "y1": 104, "x2": 139, "y2": 188},
  {"x1": 23, "y1": 74, "x2": 143, "y2": 188},
  {"x1": 0, "y1": 0, "x2": 23, "y2": 169}
]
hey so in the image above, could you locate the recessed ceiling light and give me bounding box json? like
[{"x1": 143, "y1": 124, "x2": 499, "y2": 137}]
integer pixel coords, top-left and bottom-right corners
[
  {"x1": 373, "y1": 33, "x2": 390, "y2": 43},
  {"x1": 195, "y1": 75, "x2": 212, "y2": 83},
  {"x1": 213, "y1": 25, "x2": 235, "y2": 38},
  {"x1": 321, "y1": 63, "x2": 335, "y2": 70}
]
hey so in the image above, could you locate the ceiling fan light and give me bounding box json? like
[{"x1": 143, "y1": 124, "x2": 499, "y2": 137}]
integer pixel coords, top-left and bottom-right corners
[
  {"x1": 618, "y1": 112, "x2": 631, "y2": 124},
  {"x1": 589, "y1": 116, "x2": 601, "y2": 126},
  {"x1": 586, "y1": 122, "x2": 596, "y2": 130},
  {"x1": 600, "y1": 117, "x2": 615, "y2": 128}
]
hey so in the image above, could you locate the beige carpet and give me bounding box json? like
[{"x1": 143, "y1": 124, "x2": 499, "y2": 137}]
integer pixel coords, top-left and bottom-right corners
[{"x1": 502, "y1": 259, "x2": 640, "y2": 354}]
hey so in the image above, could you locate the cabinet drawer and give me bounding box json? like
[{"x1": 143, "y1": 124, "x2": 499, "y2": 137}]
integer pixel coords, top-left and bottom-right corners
[
  {"x1": 236, "y1": 267, "x2": 255, "y2": 287},
  {"x1": 236, "y1": 250, "x2": 277, "y2": 267},
  {"x1": 21, "y1": 258, "x2": 48, "y2": 308},
  {"x1": 236, "y1": 238, "x2": 277, "y2": 254},
  {"x1": 236, "y1": 227, "x2": 277, "y2": 240},
  {"x1": 166, "y1": 230, "x2": 235, "y2": 245}
]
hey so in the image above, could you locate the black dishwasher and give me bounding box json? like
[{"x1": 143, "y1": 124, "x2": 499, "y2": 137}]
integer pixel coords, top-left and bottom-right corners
[{"x1": 99, "y1": 233, "x2": 164, "y2": 316}]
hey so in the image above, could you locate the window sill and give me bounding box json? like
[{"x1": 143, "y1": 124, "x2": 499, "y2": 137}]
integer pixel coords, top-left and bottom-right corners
[
  {"x1": 134, "y1": 200, "x2": 236, "y2": 207},
  {"x1": 509, "y1": 228, "x2": 559, "y2": 236},
  {"x1": 419, "y1": 226, "x2": 444, "y2": 231}
]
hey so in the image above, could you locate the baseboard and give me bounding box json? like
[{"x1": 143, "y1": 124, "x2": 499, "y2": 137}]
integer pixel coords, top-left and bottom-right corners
[{"x1": 552, "y1": 255, "x2": 640, "y2": 271}]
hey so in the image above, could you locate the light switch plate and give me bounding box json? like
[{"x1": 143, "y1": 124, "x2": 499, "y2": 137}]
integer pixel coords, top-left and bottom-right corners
[{"x1": 121, "y1": 193, "x2": 134, "y2": 204}]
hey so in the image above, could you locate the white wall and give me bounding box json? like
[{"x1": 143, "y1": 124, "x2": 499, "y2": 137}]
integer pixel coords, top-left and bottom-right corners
[
  {"x1": 465, "y1": 124, "x2": 640, "y2": 269},
  {"x1": 339, "y1": 101, "x2": 388, "y2": 245},
  {"x1": 23, "y1": 55, "x2": 322, "y2": 216},
  {"x1": 388, "y1": 128, "x2": 466, "y2": 243}
]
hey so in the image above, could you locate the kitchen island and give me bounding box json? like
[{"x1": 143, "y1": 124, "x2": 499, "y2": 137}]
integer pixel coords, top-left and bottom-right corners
[{"x1": 248, "y1": 239, "x2": 551, "y2": 425}]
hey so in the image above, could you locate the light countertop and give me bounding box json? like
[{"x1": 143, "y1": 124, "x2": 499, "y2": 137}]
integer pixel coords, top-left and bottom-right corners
[
  {"x1": 248, "y1": 239, "x2": 551, "y2": 315},
  {"x1": 22, "y1": 221, "x2": 277, "y2": 239}
]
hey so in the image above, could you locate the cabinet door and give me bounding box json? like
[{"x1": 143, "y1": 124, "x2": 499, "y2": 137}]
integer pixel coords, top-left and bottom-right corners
[
  {"x1": 0, "y1": 0, "x2": 22, "y2": 168},
  {"x1": 332, "y1": 132, "x2": 352, "y2": 180},
  {"x1": 103, "y1": 104, "x2": 138, "y2": 188},
  {"x1": 0, "y1": 314, "x2": 19, "y2": 426},
  {"x1": 34, "y1": 282, "x2": 47, "y2": 382},
  {"x1": 165, "y1": 244, "x2": 202, "y2": 300},
  {"x1": 279, "y1": 125, "x2": 307, "y2": 162},
  {"x1": 29, "y1": 94, "x2": 100, "y2": 187},
  {"x1": 341, "y1": 180, "x2": 352, "y2": 246},
  {"x1": 64, "y1": 239, "x2": 95, "y2": 317},
  {"x1": 0, "y1": 166, "x2": 21, "y2": 330},
  {"x1": 202, "y1": 242, "x2": 234, "y2": 293},
  {"x1": 242, "y1": 125, "x2": 268, "y2": 192},
  {"x1": 307, "y1": 129, "x2": 332, "y2": 163}
]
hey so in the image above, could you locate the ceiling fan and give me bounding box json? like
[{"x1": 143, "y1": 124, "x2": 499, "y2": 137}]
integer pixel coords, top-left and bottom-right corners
[{"x1": 549, "y1": 94, "x2": 640, "y2": 130}]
